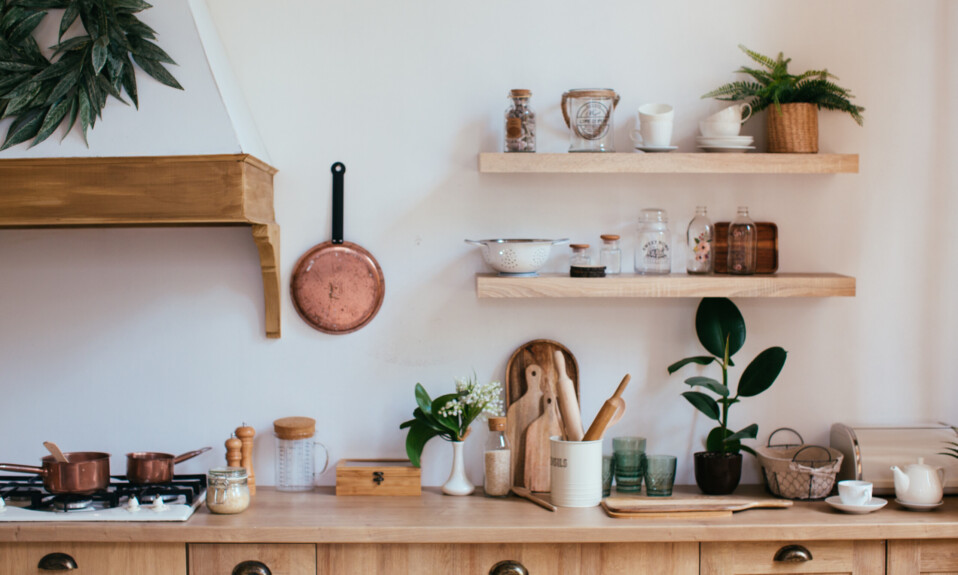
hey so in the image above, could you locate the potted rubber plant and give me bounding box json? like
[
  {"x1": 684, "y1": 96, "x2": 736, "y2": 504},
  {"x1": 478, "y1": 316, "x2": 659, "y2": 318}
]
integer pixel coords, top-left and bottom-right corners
[
  {"x1": 668, "y1": 298, "x2": 787, "y2": 494},
  {"x1": 702, "y1": 45, "x2": 864, "y2": 153}
]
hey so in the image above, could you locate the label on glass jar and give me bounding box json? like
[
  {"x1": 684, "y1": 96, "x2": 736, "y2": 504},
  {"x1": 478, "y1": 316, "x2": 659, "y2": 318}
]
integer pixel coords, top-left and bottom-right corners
[
  {"x1": 506, "y1": 117, "x2": 522, "y2": 140},
  {"x1": 638, "y1": 235, "x2": 671, "y2": 273},
  {"x1": 574, "y1": 101, "x2": 611, "y2": 140}
]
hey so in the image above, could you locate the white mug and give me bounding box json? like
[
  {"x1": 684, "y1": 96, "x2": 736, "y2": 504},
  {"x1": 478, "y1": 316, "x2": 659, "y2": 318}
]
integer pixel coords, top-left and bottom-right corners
[
  {"x1": 699, "y1": 120, "x2": 741, "y2": 137},
  {"x1": 707, "y1": 103, "x2": 751, "y2": 124},
  {"x1": 631, "y1": 123, "x2": 673, "y2": 147},
  {"x1": 838, "y1": 480, "x2": 872, "y2": 506}
]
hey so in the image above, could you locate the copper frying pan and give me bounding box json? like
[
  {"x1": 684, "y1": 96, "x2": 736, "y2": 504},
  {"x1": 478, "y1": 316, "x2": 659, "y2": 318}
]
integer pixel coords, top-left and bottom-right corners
[
  {"x1": 125, "y1": 446, "x2": 211, "y2": 484},
  {"x1": 291, "y1": 162, "x2": 385, "y2": 334}
]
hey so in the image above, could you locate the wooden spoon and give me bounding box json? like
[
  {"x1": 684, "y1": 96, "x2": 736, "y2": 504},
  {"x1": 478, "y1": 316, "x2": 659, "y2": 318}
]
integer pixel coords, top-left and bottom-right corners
[{"x1": 43, "y1": 441, "x2": 69, "y2": 463}]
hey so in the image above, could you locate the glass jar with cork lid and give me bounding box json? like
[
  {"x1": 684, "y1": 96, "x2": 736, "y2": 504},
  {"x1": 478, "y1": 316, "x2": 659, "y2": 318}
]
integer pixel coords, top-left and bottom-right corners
[
  {"x1": 273, "y1": 416, "x2": 329, "y2": 492},
  {"x1": 484, "y1": 416, "x2": 511, "y2": 497}
]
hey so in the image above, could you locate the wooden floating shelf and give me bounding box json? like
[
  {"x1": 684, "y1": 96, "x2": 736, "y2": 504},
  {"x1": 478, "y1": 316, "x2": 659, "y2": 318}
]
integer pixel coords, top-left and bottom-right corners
[
  {"x1": 0, "y1": 154, "x2": 281, "y2": 338},
  {"x1": 478, "y1": 153, "x2": 859, "y2": 174},
  {"x1": 476, "y1": 273, "x2": 856, "y2": 299}
]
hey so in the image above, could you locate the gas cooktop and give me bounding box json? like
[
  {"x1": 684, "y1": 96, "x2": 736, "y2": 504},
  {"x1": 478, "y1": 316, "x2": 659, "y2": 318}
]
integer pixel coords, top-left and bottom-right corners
[{"x1": 0, "y1": 474, "x2": 206, "y2": 522}]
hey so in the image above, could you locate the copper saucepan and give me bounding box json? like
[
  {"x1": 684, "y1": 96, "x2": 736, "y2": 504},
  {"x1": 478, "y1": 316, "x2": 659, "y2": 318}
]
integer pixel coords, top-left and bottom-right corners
[
  {"x1": 0, "y1": 452, "x2": 111, "y2": 494},
  {"x1": 125, "y1": 447, "x2": 211, "y2": 484}
]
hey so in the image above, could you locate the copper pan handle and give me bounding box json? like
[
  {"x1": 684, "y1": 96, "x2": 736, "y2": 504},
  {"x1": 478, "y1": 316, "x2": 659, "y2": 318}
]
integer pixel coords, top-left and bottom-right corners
[
  {"x1": 0, "y1": 463, "x2": 44, "y2": 474},
  {"x1": 173, "y1": 446, "x2": 211, "y2": 464}
]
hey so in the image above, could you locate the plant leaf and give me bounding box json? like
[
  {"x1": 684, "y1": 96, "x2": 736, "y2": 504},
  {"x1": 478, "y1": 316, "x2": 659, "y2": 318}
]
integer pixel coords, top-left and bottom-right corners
[
  {"x1": 695, "y1": 298, "x2": 746, "y2": 358},
  {"x1": 132, "y1": 53, "x2": 182, "y2": 90},
  {"x1": 706, "y1": 426, "x2": 738, "y2": 453},
  {"x1": 682, "y1": 391, "x2": 719, "y2": 421},
  {"x1": 737, "y1": 347, "x2": 788, "y2": 397},
  {"x1": 0, "y1": 60, "x2": 39, "y2": 71},
  {"x1": 431, "y1": 393, "x2": 462, "y2": 435},
  {"x1": 0, "y1": 106, "x2": 43, "y2": 150},
  {"x1": 59, "y1": 1, "x2": 79, "y2": 39},
  {"x1": 403, "y1": 421, "x2": 439, "y2": 468},
  {"x1": 724, "y1": 423, "x2": 759, "y2": 443},
  {"x1": 91, "y1": 35, "x2": 108, "y2": 74},
  {"x1": 667, "y1": 355, "x2": 716, "y2": 374},
  {"x1": 31, "y1": 95, "x2": 70, "y2": 145},
  {"x1": 685, "y1": 376, "x2": 729, "y2": 397},
  {"x1": 6, "y1": 9, "x2": 46, "y2": 45},
  {"x1": 129, "y1": 36, "x2": 174, "y2": 64},
  {"x1": 77, "y1": 87, "x2": 91, "y2": 144},
  {"x1": 111, "y1": 0, "x2": 152, "y2": 13},
  {"x1": 3, "y1": 80, "x2": 41, "y2": 116}
]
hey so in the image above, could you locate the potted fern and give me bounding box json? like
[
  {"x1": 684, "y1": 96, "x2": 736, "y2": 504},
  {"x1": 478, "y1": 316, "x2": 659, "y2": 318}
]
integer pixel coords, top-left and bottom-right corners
[
  {"x1": 703, "y1": 45, "x2": 864, "y2": 153},
  {"x1": 668, "y1": 298, "x2": 787, "y2": 494}
]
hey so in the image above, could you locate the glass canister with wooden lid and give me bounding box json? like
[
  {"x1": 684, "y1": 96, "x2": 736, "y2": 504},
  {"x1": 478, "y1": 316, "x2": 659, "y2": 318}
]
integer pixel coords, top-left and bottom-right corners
[{"x1": 273, "y1": 416, "x2": 329, "y2": 492}]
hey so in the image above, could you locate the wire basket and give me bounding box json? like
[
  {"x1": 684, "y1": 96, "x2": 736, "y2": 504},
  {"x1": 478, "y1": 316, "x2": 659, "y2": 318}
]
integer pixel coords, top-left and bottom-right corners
[{"x1": 755, "y1": 428, "x2": 843, "y2": 500}]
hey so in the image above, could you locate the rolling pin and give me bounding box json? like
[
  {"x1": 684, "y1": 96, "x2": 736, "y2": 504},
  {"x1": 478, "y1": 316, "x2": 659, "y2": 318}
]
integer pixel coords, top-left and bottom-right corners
[
  {"x1": 553, "y1": 350, "x2": 584, "y2": 441},
  {"x1": 582, "y1": 374, "x2": 630, "y2": 441}
]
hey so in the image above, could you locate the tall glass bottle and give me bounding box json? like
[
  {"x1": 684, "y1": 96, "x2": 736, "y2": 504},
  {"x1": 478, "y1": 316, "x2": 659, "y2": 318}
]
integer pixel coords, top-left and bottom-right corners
[
  {"x1": 727, "y1": 206, "x2": 758, "y2": 275},
  {"x1": 484, "y1": 417, "x2": 511, "y2": 497},
  {"x1": 686, "y1": 206, "x2": 713, "y2": 275},
  {"x1": 504, "y1": 90, "x2": 535, "y2": 152}
]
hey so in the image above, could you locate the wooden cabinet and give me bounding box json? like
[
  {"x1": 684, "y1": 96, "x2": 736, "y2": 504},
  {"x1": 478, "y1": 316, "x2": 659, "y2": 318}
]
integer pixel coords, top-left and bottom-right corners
[
  {"x1": 189, "y1": 544, "x2": 316, "y2": 575},
  {"x1": 0, "y1": 542, "x2": 184, "y2": 574},
  {"x1": 319, "y1": 543, "x2": 697, "y2": 575},
  {"x1": 701, "y1": 540, "x2": 884, "y2": 574},
  {"x1": 888, "y1": 540, "x2": 958, "y2": 574}
]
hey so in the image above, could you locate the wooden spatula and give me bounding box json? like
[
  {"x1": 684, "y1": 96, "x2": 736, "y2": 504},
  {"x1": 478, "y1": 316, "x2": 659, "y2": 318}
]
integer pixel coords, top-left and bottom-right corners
[{"x1": 43, "y1": 441, "x2": 69, "y2": 463}]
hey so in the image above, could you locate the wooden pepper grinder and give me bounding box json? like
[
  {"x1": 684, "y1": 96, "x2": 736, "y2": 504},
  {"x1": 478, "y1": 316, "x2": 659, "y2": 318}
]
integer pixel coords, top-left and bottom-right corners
[
  {"x1": 235, "y1": 423, "x2": 256, "y2": 495},
  {"x1": 225, "y1": 433, "x2": 242, "y2": 468}
]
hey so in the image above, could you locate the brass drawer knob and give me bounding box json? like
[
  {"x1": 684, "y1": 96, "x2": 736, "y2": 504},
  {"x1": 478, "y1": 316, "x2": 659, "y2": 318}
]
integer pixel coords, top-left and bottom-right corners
[
  {"x1": 774, "y1": 544, "x2": 813, "y2": 562},
  {"x1": 232, "y1": 560, "x2": 272, "y2": 575},
  {"x1": 38, "y1": 552, "x2": 78, "y2": 570},
  {"x1": 490, "y1": 560, "x2": 529, "y2": 575}
]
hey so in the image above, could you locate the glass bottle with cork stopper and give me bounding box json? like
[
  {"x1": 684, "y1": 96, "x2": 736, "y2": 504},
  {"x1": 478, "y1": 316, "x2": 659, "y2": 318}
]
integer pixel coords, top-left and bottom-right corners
[
  {"x1": 484, "y1": 416, "x2": 511, "y2": 497},
  {"x1": 504, "y1": 90, "x2": 535, "y2": 152}
]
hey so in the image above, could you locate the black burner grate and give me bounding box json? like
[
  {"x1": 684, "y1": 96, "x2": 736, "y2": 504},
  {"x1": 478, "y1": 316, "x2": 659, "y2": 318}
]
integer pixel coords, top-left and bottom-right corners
[{"x1": 0, "y1": 474, "x2": 206, "y2": 511}]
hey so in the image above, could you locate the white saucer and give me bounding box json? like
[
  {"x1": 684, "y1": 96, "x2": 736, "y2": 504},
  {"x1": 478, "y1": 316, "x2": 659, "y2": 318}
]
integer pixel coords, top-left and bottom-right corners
[
  {"x1": 697, "y1": 137, "x2": 754, "y2": 146},
  {"x1": 634, "y1": 145, "x2": 678, "y2": 153},
  {"x1": 895, "y1": 498, "x2": 944, "y2": 511},
  {"x1": 698, "y1": 145, "x2": 756, "y2": 153},
  {"x1": 825, "y1": 496, "x2": 887, "y2": 514}
]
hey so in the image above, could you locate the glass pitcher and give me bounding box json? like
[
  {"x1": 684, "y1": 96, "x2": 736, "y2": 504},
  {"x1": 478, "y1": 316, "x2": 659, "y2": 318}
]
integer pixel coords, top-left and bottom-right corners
[
  {"x1": 561, "y1": 89, "x2": 619, "y2": 152},
  {"x1": 273, "y1": 416, "x2": 329, "y2": 492}
]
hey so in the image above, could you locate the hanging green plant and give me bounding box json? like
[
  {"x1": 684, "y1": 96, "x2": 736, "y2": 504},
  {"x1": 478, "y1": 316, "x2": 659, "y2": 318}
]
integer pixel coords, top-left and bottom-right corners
[{"x1": 0, "y1": 0, "x2": 182, "y2": 151}]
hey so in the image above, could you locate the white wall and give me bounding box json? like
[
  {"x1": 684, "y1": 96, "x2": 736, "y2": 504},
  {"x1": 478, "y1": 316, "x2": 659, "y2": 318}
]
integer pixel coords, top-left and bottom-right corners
[{"x1": 0, "y1": 0, "x2": 955, "y2": 487}]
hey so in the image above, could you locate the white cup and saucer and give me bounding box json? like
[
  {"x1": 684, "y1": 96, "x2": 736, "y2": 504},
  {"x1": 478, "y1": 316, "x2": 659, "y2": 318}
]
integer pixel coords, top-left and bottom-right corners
[
  {"x1": 696, "y1": 103, "x2": 755, "y2": 152},
  {"x1": 631, "y1": 103, "x2": 678, "y2": 152},
  {"x1": 825, "y1": 480, "x2": 887, "y2": 514}
]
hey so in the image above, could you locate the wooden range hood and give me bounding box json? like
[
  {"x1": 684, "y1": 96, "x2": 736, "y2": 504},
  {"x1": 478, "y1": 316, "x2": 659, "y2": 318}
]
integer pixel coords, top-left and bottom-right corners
[{"x1": 0, "y1": 154, "x2": 282, "y2": 338}]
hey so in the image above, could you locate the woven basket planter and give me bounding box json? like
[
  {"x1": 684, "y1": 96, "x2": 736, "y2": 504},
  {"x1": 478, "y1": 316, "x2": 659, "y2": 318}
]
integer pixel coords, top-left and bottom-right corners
[{"x1": 767, "y1": 103, "x2": 818, "y2": 153}]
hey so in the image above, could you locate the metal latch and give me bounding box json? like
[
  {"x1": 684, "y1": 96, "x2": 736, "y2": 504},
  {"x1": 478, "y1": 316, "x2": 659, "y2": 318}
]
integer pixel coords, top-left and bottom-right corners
[{"x1": 372, "y1": 471, "x2": 385, "y2": 485}]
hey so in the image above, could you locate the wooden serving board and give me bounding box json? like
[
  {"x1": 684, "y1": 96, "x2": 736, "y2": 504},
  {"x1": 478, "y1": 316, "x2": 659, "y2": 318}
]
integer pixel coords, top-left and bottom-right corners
[
  {"x1": 602, "y1": 491, "x2": 793, "y2": 519},
  {"x1": 505, "y1": 340, "x2": 579, "y2": 490},
  {"x1": 712, "y1": 222, "x2": 778, "y2": 274}
]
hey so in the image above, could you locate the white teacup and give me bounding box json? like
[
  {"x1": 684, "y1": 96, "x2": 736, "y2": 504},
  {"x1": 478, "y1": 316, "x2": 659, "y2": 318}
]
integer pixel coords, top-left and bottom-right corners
[
  {"x1": 699, "y1": 120, "x2": 741, "y2": 137},
  {"x1": 634, "y1": 104, "x2": 674, "y2": 147},
  {"x1": 707, "y1": 103, "x2": 752, "y2": 124},
  {"x1": 838, "y1": 480, "x2": 873, "y2": 506}
]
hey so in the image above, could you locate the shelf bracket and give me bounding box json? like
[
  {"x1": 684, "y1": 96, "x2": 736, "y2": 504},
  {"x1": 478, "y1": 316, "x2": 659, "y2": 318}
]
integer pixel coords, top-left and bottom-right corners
[{"x1": 252, "y1": 223, "x2": 281, "y2": 339}]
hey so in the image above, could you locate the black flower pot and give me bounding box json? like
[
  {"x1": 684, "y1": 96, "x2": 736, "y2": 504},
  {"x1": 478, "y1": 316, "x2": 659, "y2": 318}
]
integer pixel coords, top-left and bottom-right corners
[{"x1": 694, "y1": 451, "x2": 743, "y2": 495}]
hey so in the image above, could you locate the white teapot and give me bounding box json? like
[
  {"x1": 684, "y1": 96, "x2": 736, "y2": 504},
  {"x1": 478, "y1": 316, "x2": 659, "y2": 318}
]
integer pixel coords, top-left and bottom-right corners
[{"x1": 891, "y1": 457, "x2": 944, "y2": 504}]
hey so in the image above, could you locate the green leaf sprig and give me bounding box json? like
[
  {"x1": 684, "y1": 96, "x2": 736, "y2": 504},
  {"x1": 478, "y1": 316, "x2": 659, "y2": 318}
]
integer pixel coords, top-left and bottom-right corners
[
  {"x1": 702, "y1": 44, "x2": 864, "y2": 126},
  {"x1": 0, "y1": 0, "x2": 182, "y2": 150},
  {"x1": 668, "y1": 298, "x2": 787, "y2": 455}
]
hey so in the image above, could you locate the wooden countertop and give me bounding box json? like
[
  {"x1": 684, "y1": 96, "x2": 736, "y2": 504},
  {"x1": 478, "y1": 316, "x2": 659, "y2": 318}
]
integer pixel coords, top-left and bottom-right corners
[{"x1": 2, "y1": 487, "x2": 957, "y2": 544}]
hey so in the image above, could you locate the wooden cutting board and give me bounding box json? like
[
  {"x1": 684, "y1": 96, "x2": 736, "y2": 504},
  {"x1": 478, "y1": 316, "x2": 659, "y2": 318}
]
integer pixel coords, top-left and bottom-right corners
[
  {"x1": 712, "y1": 222, "x2": 778, "y2": 274},
  {"x1": 523, "y1": 374, "x2": 562, "y2": 493},
  {"x1": 602, "y1": 492, "x2": 793, "y2": 518},
  {"x1": 505, "y1": 340, "x2": 579, "y2": 490},
  {"x1": 506, "y1": 364, "x2": 544, "y2": 489}
]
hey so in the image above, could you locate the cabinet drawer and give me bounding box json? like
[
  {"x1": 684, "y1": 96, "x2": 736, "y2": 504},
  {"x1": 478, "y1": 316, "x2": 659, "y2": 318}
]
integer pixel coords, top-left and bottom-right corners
[
  {"x1": 701, "y1": 540, "x2": 884, "y2": 574},
  {"x1": 319, "y1": 543, "x2": 697, "y2": 574},
  {"x1": 888, "y1": 539, "x2": 958, "y2": 574},
  {"x1": 0, "y1": 542, "x2": 184, "y2": 574},
  {"x1": 189, "y1": 544, "x2": 315, "y2": 575}
]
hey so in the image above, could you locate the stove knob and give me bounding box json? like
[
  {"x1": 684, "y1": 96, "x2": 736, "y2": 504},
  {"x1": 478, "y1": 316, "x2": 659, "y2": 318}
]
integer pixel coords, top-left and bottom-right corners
[
  {"x1": 232, "y1": 560, "x2": 272, "y2": 575},
  {"x1": 38, "y1": 552, "x2": 78, "y2": 570}
]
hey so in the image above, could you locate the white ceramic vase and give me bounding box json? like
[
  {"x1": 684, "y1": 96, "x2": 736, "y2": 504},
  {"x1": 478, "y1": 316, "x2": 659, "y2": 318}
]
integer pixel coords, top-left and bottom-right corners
[{"x1": 441, "y1": 441, "x2": 475, "y2": 496}]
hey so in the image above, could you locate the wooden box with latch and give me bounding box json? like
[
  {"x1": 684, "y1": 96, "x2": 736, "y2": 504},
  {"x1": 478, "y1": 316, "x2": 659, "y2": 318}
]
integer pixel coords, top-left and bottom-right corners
[{"x1": 335, "y1": 459, "x2": 421, "y2": 496}]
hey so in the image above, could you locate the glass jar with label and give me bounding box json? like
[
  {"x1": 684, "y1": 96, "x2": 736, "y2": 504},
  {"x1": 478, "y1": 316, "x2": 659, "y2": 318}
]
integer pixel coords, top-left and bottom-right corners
[
  {"x1": 569, "y1": 244, "x2": 592, "y2": 268},
  {"x1": 561, "y1": 89, "x2": 619, "y2": 152},
  {"x1": 206, "y1": 467, "x2": 250, "y2": 514},
  {"x1": 635, "y1": 209, "x2": 671, "y2": 274},
  {"x1": 599, "y1": 234, "x2": 622, "y2": 274},
  {"x1": 727, "y1": 206, "x2": 757, "y2": 275},
  {"x1": 686, "y1": 206, "x2": 713, "y2": 275},
  {"x1": 504, "y1": 89, "x2": 535, "y2": 152}
]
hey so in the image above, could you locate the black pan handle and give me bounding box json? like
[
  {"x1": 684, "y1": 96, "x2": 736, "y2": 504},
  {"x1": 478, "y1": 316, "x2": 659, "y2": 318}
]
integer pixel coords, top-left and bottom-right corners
[{"x1": 331, "y1": 162, "x2": 345, "y2": 244}]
